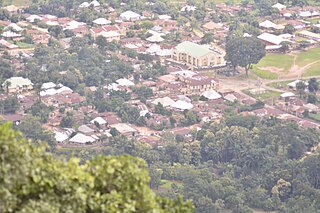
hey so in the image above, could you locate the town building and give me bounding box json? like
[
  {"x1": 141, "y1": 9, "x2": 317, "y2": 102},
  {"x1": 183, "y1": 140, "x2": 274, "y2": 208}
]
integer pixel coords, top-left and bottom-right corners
[
  {"x1": 171, "y1": 41, "x2": 225, "y2": 69},
  {"x1": 2, "y1": 77, "x2": 33, "y2": 94}
]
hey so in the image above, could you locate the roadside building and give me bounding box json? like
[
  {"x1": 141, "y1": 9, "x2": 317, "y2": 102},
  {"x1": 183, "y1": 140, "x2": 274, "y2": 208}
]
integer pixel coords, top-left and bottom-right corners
[
  {"x1": 171, "y1": 41, "x2": 225, "y2": 68},
  {"x1": 297, "y1": 30, "x2": 320, "y2": 42}
]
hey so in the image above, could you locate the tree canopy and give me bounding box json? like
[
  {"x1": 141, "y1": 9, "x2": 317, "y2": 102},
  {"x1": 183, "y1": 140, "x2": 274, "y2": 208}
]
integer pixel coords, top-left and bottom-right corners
[
  {"x1": 0, "y1": 123, "x2": 193, "y2": 212},
  {"x1": 225, "y1": 37, "x2": 266, "y2": 76}
]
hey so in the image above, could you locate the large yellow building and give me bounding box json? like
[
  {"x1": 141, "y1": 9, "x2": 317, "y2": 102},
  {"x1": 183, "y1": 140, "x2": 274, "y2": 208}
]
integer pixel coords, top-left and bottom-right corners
[
  {"x1": 172, "y1": 41, "x2": 225, "y2": 69},
  {"x1": 2, "y1": 77, "x2": 33, "y2": 94}
]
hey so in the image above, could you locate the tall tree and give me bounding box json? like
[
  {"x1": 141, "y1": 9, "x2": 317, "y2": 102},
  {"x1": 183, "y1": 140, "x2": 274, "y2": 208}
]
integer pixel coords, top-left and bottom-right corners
[
  {"x1": 225, "y1": 37, "x2": 266, "y2": 76},
  {"x1": 308, "y1": 78, "x2": 319, "y2": 93}
]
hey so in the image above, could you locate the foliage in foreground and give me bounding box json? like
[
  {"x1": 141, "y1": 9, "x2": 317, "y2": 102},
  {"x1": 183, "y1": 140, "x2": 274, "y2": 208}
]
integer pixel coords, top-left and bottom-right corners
[{"x1": 0, "y1": 123, "x2": 193, "y2": 213}]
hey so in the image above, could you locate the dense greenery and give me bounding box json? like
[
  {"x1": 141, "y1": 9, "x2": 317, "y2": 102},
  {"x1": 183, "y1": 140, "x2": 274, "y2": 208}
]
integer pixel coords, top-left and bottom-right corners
[
  {"x1": 0, "y1": 123, "x2": 193, "y2": 212},
  {"x1": 51, "y1": 115, "x2": 320, "y2": 212},
  {"x1": 23, "y1": 37, "x2": 134, "y2": 89}
]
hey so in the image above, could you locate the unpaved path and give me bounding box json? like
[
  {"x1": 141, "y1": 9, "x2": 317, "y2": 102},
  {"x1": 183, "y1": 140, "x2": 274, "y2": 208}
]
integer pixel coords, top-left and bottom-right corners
[{"x1": 283, "y1": 54, "x2": 320, "y2": 78}]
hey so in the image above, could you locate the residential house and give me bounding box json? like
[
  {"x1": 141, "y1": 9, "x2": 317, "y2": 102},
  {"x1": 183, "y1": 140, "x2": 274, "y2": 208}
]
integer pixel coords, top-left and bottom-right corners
[
  {"x1": 202, "y1": 21, "x2": 224, "y2": 32},
  {"x1": 90, "y1": 25, "x2": 121, "y2": 39},
  {"x1": 257, "y1": 32, "x2": 290, "y2": 52},
  {"x1": 93, "y1": 18, "x2": 111, "y2": 25},
  {"x1": 25, "y1": 29, "x2": 50, "y2": 44},
  {"x1": 69, "y1": 133, "x2": 96, "y2": 144},
  {"x1": 42, "y1": 92, "x2": 85, "y2": 108},
  {"x1": 110, "y1": 123, "x2": 138, "y2": 137},
  {"x1": 169, "y1": 127, "x2": 193, "y2": 141},
  {"x1": 0, "y1": 39, "x2": 19, "y2": 55},
  {"x1": 259, "y1": 20, "x2": 284, "y2": 30},
  {"x1": 99, "y1": 31, "x2": 121, "y2": 42},
  {"x1": 180, "y1": 75, "x2": 219, "y2": 95},
  {"x1": 120, "y1": 11, "x2": 142, "y2": 21},
  {"x1": 1, "y1": 114, "x2": 23, "y2": 125},
  {"x1": 272, "y1": 3, "x2": 286, "y2": 11}
]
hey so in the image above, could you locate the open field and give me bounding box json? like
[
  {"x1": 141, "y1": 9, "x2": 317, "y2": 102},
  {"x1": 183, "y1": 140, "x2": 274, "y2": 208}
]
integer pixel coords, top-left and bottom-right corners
[
  {"x1": 296, "y1": 48, "x2": 320, "y2": 67},
  {"x1": 251, "y1": 48, "x2": 320, "y2": 80},
  {"x1": 256, "y1": 54, "x2": 294, "y2": 73},
  {"x1": 304, "y1": 61, "x2": 320, "y2": 77}
]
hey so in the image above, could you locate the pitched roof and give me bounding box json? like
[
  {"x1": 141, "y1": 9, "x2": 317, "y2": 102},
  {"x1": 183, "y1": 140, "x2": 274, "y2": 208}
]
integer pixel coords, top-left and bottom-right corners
[
  {"x1": 202, "y1": 21, "x2": 224, "y2": 30},
  {"x1": 120, "y1": 11, "x2": 141, "y2": 20},
  {"x1": 171, "y1": 100, "x2": 193, "y2": 110},
  {"x1": 224, "y1": 94, "x2": 237, "y2": 102},
  {"x1": 69, "y1": 133, "x2": 95, "y2": 143},
  {"x1": 110, "y1": 123, "x2": 137, "y2": 134},
  {"x1": 280, "y1": 92, "x2": 295, "y2": 98},
  {"x1": 2, "y1": 77, "x2": 33, "y2": 89},
  {"x1": 175, "y1": 41, "x2": 212, "y2": 58},
  {"x1": 257, "y1": 33, "x2": 286, "y2": 45},
  {"x1": 93, "y1": 18, "x2": 111, "y2": 25},
  {"x1": 152, "y1": 97, "x2": 175, "y2": 107},
  {"x1": 146, "y1": 35, "x2": 164, "y2": 43},
  {"x1": 272, "y1": 3, "x2": 286, "y2": 10},
  {"x1": 298, "y1": 30, "x2": 320, "y2": 40},
  {"x1": 0, "y1": 39, "x2": 18, "y2": 49},
  {"x1": 259, "y1": 20, "x2": 277, "y2": 28},
  {"x1": 116, "y1": 78, "x2": 134, "y2": 86},
  {"x1": 201, "y1": 90, "x2": 222, "y2": 100},
  {"x1": 91, "y1": 117, "x2": 107, "y2": 125},
  {"x1": 78, "y1": 124, "x2": 95, "y2": 134},
  {"x1": 41, "y1": 82, "x2": 56, "y2": 90}
]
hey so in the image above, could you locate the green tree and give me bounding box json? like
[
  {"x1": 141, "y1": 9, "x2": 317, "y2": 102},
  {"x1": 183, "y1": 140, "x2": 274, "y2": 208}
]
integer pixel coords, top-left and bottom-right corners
[
  {"x1": 201, "y1": 33, "x2": 214, "y2": 44},
  {"x1": 0, "y1": 96, "x2": 20, "y2": 114},
  {"x1": 0, "y1": 123, "x2": 194, "y2": 212},
  {"x1": 30, "y1": 100, "x2": 51, "y2": 123},
  {"x1": 132, "y1": 86, "x2": 154, "y2": 100},
  {"x1": 225, "y1": 37, "x2": 266, "y2": 76},
  {"x1": 296, "y1": 81, "x2": 306, "y2": 98},
  {"x1": 95, "y1": 35, "x2": 108, "y2": 51},
  {"x1": 60, "y1": 112, "x2": 74, "y2": 128},
  {"x1": 283, "y1": 24, "x2": 296, "y2": 34},
  {"x1": 308, "y1": 78, "x2": 319, "y2": 93}
]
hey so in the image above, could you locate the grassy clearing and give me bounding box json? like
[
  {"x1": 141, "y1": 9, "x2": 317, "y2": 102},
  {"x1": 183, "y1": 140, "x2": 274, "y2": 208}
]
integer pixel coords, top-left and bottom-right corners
[
  {"x1": 15, "y1": 41, "x2": 34, "y2": 49},
  {"x1": 296, "y1": 48, "x2": 320, "y2": 67},
  {"x1": 8, "y1": 40, "x2": 34, "y2": 49},
  {"x1": 308, "y1": 112, "x2": 320, "y2": 122},
  {"x1": 305, "y1": 18, "x2": 320, "y2": 24},
  {"x1": 304, "y1": 61, "x2": 320, "y2": 77},
  {"x1": 253, "y1": 67, "x2": 279, "y2": 80},
  {"x1": 3, "y1": 0, "x2": 31, "y2": 6},
  {"x1": 159, "y1": 180, "x2": 183, "y2": 190},
  {"x1": 243, "y1": 89, "x2": 281, "y2": 101},
  {"x1": 267, "y1": 80, "x2": 292, "y2": 89},
  {"x1": 256, "y1": 54, "x2": 294, "y2": 73}
]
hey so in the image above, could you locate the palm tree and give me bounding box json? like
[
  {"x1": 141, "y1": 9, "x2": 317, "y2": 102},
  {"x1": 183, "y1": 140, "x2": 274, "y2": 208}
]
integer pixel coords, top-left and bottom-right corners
[{"x1": 3, "y1": 80, "x2": 11, "y2": 96}]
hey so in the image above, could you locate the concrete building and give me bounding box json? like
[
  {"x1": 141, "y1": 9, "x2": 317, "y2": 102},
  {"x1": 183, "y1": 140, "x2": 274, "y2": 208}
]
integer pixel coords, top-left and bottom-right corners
[
  {"x1": 297, "y1": 30, "x2": 320, "y2": 42},
  {"x1": 2, "y1": 77, "x2": 33, "y2": 94},
  {"x1": 171, "y1": 41, "x2": 225, "y2": 68}
]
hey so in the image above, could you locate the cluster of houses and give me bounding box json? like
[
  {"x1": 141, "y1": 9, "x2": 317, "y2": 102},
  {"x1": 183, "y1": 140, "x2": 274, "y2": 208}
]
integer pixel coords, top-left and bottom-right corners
[
  {"x1": 255, "y1": 3, "x2": 320, "y2": 52},
  {"x1": 1, "y1": 1, "x2": 320, "y2": 146}
]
